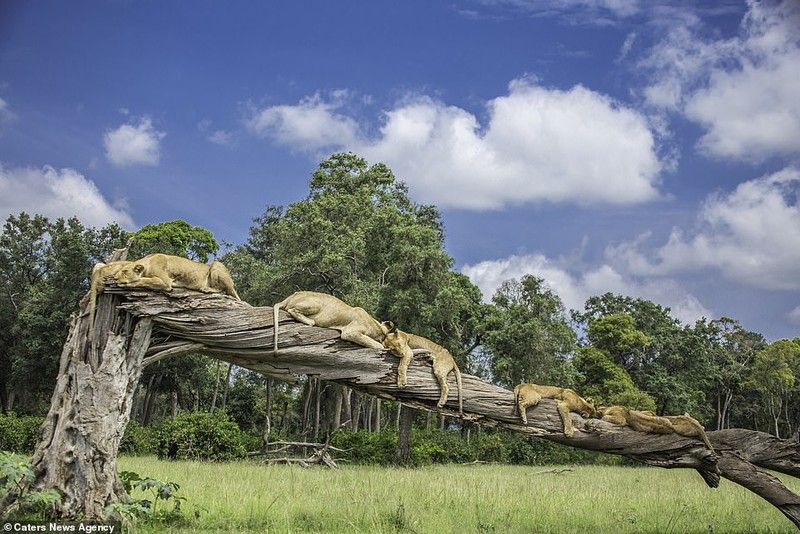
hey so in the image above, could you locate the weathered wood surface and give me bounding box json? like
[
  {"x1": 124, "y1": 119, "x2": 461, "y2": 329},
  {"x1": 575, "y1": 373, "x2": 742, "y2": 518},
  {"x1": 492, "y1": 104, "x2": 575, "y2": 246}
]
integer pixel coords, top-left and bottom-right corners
[{"x1": 18, "y1": 284, "x2": 800, "y2": 528}]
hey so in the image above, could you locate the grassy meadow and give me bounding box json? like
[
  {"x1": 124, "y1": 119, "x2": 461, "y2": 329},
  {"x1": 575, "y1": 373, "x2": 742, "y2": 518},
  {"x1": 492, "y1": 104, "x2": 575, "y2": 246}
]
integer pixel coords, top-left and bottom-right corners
[{"x1": 118, "y1": 456, "x2": 798, "y2": 533}]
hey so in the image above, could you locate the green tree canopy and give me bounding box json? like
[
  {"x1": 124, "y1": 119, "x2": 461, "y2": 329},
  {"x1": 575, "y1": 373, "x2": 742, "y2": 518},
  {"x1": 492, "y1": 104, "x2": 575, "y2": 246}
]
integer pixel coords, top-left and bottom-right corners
[
  {"x1": 130, "y1": 220, "x2": 219, "y2": 262},
  {"x1": 481, "y1": 275, "x2": 576, "y2": 388},
  {"x1": 573, "y1": 346, "x2": 656, "y2": 411},
  {"x1": 0, "y1": 213, "x2": 126, "y2": 412},
  {"x1": 227, "y1": 153, "x2": 482, "y2": 360}
]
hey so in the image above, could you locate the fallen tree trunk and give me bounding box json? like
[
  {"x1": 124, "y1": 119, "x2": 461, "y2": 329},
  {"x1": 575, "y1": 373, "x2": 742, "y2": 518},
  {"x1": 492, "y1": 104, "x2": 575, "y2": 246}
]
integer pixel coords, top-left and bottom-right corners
[{"x1": 14, "y1": 287, "x2": 800, "y2": 528}]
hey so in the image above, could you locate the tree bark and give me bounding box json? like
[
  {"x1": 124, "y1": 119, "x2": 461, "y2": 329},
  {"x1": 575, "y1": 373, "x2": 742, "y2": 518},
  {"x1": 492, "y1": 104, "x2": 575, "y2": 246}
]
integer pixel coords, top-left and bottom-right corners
[
  {"x1": 394, "y1": 405, "x2": 415, "y2": 465},
  {"x1": 210, "y1": 360, "x2": 221, "y2": 411},
  {"x1": 221, "y1": 362, "x2": 233, "y2": 410},
  {"x1": 17, "y1": 285, "x2": 800, "y2": 527},
  {"x1": 263, "y1": 377, "x2": 273, "y2": 449},
  {"x1": 351, "y1": 391, "x2": 361, "y2": 431},
  {"x1": 24, "y1": 309, "x2": 152, "y2": 519}
]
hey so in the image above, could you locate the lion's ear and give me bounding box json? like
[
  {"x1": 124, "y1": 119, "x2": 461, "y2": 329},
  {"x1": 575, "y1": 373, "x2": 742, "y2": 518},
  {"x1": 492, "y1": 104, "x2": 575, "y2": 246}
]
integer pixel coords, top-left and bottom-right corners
[
  {"x1": 382, "y1": 321, "x2": 396, "y2": 333},
  {"x1": 134, "y1": 264, "x2": 145, "y2": 274}
]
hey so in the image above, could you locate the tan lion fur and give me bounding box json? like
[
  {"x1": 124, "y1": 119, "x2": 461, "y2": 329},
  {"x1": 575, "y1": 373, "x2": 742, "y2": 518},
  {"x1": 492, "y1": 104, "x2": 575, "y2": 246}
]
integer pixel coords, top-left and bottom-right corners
[
  {"x1": 114, "y1": 254, "x2": 240, "y2": 299},
  {"x1": 87, "y1": 260, "x2": 133, "y2": 348},
  {"x1": 513, "y1": 383, "x2": 596, "y2": 437},
  {"x1": 385, "y1": 331, "x2": 463, "y2": 413},
  {"x1": 598, "y1": 406, "x2": 713, "y2": 449},
  {"x1": 272, "y1": 291, "x2": 414, "y2": 386}
]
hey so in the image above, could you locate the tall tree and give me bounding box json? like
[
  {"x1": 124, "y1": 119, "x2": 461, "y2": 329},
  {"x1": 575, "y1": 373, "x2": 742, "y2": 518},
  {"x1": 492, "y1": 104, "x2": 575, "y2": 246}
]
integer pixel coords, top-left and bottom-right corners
[
  {"x1": 702, "y1": 317, "x2": 766, "y2": 430},
  {"x1": 224, "y1": 153, "x2": 483, "y2": 456},
  {"x1": 0, "y1": 213, "x2": 126, "y2": 412},
  {"x1": 482, "y1": 275, "x2": 576, "y2": 388},
  {"x1": 747, "y1": 340, "x2": 800, "y2": 438},
  {"x1": 574, "y1": 293, "x2": 715, "y2": 418}
]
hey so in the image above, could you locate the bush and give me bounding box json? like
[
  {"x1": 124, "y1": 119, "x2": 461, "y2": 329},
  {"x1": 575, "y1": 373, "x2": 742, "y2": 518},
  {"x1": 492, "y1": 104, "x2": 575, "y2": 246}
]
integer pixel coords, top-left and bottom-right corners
[
  {"x1": 331, "y1": 430, "x2": 397, "y2": 464},
  {"x1": 155, "y1": 412, "x2": 247, "y2": 461},
  {"x1": 120, "y1": 420, "x2": 158, "y2": 455},
  {"x1": 332, "y1": 428, "x2": 623, "y2": 467},
  {"x1": 0, "y1": 451, "x2": 61, "y2": 519},
  {"x1": 0, "y1": 413, "x2": 44, "y2": 453}
]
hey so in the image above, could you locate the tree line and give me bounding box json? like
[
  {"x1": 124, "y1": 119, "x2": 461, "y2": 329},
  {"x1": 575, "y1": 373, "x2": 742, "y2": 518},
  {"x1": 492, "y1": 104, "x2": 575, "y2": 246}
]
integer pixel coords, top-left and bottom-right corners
[{"x1": 1, "y1": 153, "x2": 798, "y2": 448}]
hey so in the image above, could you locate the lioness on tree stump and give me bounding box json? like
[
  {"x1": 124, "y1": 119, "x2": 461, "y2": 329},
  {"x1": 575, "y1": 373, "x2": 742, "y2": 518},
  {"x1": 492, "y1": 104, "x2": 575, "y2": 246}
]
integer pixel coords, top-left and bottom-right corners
[
  {"x1": 514, "y1": 383, "x2": 596, "y2": 437},
  {"x1": 114, "y1": 253, "x2": 241, "y2": 299},
  {"x1": 272, "y1": 291, "x2": 415, "y2": 386}
]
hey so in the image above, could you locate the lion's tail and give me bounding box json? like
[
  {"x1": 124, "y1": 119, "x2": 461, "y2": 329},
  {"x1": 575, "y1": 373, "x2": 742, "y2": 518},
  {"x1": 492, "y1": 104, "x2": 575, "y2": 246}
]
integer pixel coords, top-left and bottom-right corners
[{"x1": 453, "y1": 363, "x2": 463, "y2": 415}]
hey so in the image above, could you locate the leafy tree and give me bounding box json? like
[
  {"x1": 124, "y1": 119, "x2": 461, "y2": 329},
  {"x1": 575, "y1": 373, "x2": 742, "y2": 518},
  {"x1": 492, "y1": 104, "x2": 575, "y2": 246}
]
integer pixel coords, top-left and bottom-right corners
[
  {"x1": 129, "y1": 220, "x2": 219, "y2": 262},
  {"x1": 747, "y1": 340, "x2": 800, "y2": 438},
  {"x1": 574, "y1": 293, "x2": 714, "y2": 418},
  {"x1": 482, "y1": 275, "x2": 576, "y2": 388},
  {"x1": 573, "y1": 346, "x2": 656, "y2": 410},
  {"x1": 0, "y1": 213, "x2": 126, "y2": 412},
  {"x1": 700, "y1": 317, "x2": 766, "y2": 430},
  {"x1": 225, "y1": 153, "x2": 484, "y2": 460},
  {"x1": 586, "y1": 313, "x2": 650, "y2": 371}
]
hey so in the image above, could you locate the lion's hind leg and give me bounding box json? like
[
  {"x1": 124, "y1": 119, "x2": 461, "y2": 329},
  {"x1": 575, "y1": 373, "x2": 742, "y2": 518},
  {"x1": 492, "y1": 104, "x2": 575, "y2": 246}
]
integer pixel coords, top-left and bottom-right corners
[
  {"x1": 517, "y1": 389, "x2": 541, "y2": 425},
  {"x1": 601, "y1": 414, "x2": 628, "y2": 426},
  {"x1": 285, "y1": 308, "x2": 317, "y2": 326}
]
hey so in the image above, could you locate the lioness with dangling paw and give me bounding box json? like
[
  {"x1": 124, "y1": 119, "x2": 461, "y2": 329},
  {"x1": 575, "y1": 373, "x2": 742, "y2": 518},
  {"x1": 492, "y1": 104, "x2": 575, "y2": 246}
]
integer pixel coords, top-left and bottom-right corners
[{"x1": 272, "y1": 291, "x2": 415, "y2": 386}]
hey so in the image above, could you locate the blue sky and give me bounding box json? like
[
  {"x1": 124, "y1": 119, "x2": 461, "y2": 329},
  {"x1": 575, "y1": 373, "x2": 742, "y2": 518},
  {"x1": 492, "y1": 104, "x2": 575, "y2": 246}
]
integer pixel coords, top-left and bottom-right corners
[{"x1": 1, "y1": 0, "x2": 798, "y2": 339}]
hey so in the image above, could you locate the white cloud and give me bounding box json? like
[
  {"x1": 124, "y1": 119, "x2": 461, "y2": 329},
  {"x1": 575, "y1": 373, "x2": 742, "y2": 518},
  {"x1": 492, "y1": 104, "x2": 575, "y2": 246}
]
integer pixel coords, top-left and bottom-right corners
[
  {"x1": 609, "y1": 167, "x2": 800, "y2": 291},
  {"x1": 641, "y1": 0, "x2": 800, "y2": 161},
  {"x1": 249, "y1": 79, "x2": 664, "y2": 209},
  {"x1": 788, "y1": 306, "x2": 800, "y2": 326},
  {"x1": 198, "y1": 119, "x2": 234, "y2": 146},
  {"x1": 104, "y1": 117, "x2": 165, "y2": 167},
  {"x1": 0, "y1": 164, "x2": 134, "y2": 228},
  {"x1": 475, "y1": 0, "x2": 642, "y2": 23},
  {"x1": 461, "y1": 252, "x2": 711, "y2": 325},
  {"x1": 246, "y1": 91, "x2": 359, "y2": 151},
  {"x1": 207, "y1": 130, "x2": 234, "y2": 146},
  {"x1": 0, "y1": 97, "x2": 15, "y2": 128}
]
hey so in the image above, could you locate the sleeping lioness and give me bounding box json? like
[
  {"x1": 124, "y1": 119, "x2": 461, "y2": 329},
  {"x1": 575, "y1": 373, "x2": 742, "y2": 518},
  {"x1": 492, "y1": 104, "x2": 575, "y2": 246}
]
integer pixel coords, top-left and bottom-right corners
[
  {"x1": 114, "y1": 253, "x2": 240, "y2": 299},
  {"x1": 514, "y1": 383, "x2": 595, "y2": 437}
]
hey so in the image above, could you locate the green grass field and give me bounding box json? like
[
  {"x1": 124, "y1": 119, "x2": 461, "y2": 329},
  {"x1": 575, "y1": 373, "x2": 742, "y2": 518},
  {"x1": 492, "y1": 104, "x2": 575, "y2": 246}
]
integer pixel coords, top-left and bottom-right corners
[{"x1": 118, "y1": 456, "x2": 798, "y2": 533}]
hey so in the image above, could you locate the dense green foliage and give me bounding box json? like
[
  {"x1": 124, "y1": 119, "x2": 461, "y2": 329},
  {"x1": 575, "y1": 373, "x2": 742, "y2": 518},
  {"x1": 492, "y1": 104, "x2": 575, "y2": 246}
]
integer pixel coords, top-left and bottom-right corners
[
  {"x1": 0, "y1": 413, "x2": 44, "y2": 453},
  {"x1": 331, "y1": 429, "x2": 620, "y2": 467},
  {"x1": 482, "y1": 275, "x2": 576, "y2": 387},
  {"x1": 155, "y1": 412, "x2": 249, "y2": 461},
  {"x1": 0, "y1": 452, "x2": 61, "y2": 519}
]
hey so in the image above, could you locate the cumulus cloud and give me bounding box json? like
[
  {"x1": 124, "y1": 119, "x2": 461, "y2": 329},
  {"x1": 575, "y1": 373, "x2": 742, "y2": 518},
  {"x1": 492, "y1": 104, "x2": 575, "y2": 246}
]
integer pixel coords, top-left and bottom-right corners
[
  {"x1": 249, "y1": 79, "x2": 664, "y2": 209},
  {"x1": 246, "y1": 91, "x2": 359, "y2": 151},
  {"x1": 461, "y1": 252, "x2": 710, "y2": 324},
  {"x1": 198, "y1": 119, "x2": 234, "y2": 146},
  {"x1": 788, "y1": 306, "x2": 800, "y2": 326},
  {"x1": 640, "y1": 0, "x2": 800, "y2": 161},
  {"x1": 207, "y1": 130, "x2": 234, "y2": 146},
  {"x1": 472, "y1": 0, "x2": 642, "y2": 24},
  {"x1": 0, "y1": 97, "x2": 15, "y2": 128},
  {"x1": 0, "y1": 164, "x2": 134, "y2": 228},
  {"x1": 104, "y1": 117, "x2": 165, "y2": 167},
  {"x1": 608, "y1": 167, "x2": 800, "y2": 291}
]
